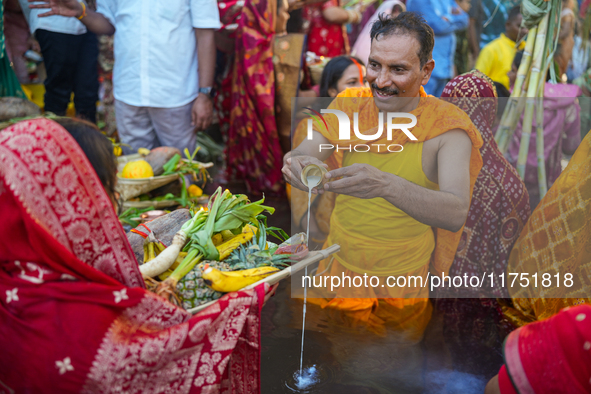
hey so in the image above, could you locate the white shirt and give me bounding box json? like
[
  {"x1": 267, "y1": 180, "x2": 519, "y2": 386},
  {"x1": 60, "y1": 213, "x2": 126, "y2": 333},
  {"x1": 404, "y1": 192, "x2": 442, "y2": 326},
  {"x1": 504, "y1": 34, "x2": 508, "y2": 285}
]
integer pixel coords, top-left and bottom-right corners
[
  {"x1": 19, "y1": 0, "x2": 87, "y2": 35},
  {"x1": 97, "y1": 0, "x2": 221, "y2": 108}
]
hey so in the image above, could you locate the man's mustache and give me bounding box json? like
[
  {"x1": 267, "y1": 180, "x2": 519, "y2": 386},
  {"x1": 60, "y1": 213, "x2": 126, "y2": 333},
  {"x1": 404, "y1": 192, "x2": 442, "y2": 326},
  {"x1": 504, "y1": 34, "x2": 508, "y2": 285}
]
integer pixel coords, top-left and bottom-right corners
[{"x1": 371, "y1": 84, "x2": 399, "y2": 96}]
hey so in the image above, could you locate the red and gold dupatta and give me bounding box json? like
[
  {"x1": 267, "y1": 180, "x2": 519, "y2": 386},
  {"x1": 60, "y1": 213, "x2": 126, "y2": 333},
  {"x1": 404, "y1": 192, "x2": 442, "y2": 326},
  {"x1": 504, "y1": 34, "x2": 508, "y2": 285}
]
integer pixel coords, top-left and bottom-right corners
[{"x1": 0, "y1": 119, "x2": 265, "y2": 393}]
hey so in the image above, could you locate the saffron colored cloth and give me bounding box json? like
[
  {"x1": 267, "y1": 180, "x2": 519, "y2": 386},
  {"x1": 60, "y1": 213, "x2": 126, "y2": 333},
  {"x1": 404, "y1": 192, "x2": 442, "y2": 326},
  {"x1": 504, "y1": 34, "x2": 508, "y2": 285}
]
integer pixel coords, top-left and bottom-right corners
[
  {"x1": 0, "y1": 119, "x2": 266, "y2": 393},
  {"x1": 475, "y1": 33, "x2": 526, "y2": 90},
  {"x1": 499, "y1": 304, "x2": 591, "y2": 394},
  {"x1": 502, "y1": 130, "x2": 591, "y2": 327},
  {"x1": 227, "y1": 0, "x2": 284, "y2": 194},
  {"x1": 441, "y1": 71, "x2": 530, "y2": 297},
  {"x1": 303, "y1": 0, "x2": 349, "y2": 57},
  {"x1": 317, "y1": 86, "x2": 483, "y2": 277},
  {"x1": 507, "y1": 83, "x2": 582, "y2": 208},
  {"x1": 307, "y1": 87, "x2": 482, "y2": 336}
]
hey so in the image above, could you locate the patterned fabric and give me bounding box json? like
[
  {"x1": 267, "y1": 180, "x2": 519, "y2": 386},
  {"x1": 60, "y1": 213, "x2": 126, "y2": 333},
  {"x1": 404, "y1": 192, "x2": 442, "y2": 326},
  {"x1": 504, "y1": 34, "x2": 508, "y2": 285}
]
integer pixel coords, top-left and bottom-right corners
[
  {"x1": 303, "y1": 0, "x2": 349, "y2": 57},
  {"x1": 502, "y1": 130, "x2": 591, "y2": 327},
  {"x1": 433, "y1": 71, "x2": 530, "y2": 381},
  {"x1": 0, "y1": 119, "x2": 265, "y2": 393},
  {"x1": 500, "y1": 304, "x2": 591, "y2": 394},
  {"x1": 0, "y1": 1, "x2": 26, "y2": 98},
  {"x1": 226, "y1": 0, "x2": 285, "y2": 194},
  {"x1": 441, "y1": 70, "x2": 531, "y2": 297}
]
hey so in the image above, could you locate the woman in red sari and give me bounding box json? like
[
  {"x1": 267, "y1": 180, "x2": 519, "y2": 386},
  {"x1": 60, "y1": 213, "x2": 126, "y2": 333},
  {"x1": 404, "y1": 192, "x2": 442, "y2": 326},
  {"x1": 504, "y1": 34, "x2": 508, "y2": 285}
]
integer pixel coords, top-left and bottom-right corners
[
  {"x1": 485, "y1": 304, "x2": 591, "y2": 394},
  {"x1": 0, "y1": 118, "x2": 270, "y2": 393},
  {"x1": 303, "y1": 0, "x2": 359, "y2": 57}
]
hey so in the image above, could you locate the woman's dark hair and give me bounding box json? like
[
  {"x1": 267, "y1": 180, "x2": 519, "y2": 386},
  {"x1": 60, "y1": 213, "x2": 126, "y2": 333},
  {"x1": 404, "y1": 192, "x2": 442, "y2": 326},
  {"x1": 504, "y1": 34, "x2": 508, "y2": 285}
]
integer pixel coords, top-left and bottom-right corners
[
  {"x1": 319, "y1": 55, "x2": 365, "y2": 97},
  {"x1": 53, "y1": 118, "x2": 118, "y2": 203},
  {"x1": 512, "y1": 50, "x2": 524, "y2": 70},
  {"x1": 370, "y1": 12, "x2": 434, "y2": 67},
  {"x1": 493, "y1": 81, "x2": 511, "y2": 117}
]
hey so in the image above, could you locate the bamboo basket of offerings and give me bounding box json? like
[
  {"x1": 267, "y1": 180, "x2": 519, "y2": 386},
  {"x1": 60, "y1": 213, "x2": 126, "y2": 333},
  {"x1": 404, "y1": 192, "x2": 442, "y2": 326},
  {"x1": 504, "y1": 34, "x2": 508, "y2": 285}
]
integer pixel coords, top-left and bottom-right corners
[
  {"x1": 137, "y1": 187, "x2": 341, "y2": 314},
  {"x1": 116, "y1": 154, "x2": 213, "y2": 201},
  {"x1": 187, "y1": 244, "x2": 341, "y2": 314},
  {"x1": 116, "y1": 173, "x2": 181, "y2": 201}
]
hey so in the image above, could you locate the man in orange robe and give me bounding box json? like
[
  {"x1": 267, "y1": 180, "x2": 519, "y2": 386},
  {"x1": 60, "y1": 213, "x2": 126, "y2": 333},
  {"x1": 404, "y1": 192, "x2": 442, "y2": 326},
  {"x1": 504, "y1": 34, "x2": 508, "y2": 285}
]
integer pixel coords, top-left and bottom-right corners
[{"x1": 282, "y1": 12, "x2": 483, "y2": 337}]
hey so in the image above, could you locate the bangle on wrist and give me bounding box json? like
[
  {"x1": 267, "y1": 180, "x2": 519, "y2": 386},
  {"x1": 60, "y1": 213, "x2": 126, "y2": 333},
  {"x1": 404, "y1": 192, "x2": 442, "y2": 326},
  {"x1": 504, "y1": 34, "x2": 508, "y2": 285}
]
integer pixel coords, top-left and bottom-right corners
[{"x1": 77, "y1": 1, "x2": 87, "y2": 20}]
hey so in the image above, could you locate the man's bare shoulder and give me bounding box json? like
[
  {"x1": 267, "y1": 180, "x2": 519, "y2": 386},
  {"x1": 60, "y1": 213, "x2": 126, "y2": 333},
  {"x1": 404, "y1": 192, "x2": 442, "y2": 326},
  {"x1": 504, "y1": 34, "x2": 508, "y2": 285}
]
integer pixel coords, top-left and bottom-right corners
[{"x1": 425, "y1": 128, "x2": 473, "y2": 151}]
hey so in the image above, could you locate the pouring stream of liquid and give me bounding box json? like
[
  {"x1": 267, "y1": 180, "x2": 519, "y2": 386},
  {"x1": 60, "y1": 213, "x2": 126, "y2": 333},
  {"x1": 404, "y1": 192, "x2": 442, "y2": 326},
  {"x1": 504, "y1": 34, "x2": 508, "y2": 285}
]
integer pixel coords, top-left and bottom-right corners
[{"x1": 300, "y1": 175, "x2": 321, "y2": 379}]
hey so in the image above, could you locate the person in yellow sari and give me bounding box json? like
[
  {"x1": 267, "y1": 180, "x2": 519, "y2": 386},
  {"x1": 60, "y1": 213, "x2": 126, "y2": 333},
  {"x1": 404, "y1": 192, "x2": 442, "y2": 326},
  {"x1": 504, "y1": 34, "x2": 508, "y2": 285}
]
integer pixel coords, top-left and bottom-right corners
[
  {"x1": 289, "y1": 55, "x2": 367, "y2": 247},
  {"x1": 282, "y1": 12, "x2": 483, "y2": 337},
  {"x1": 501, "y1": 130, "x2": 591, "y2": 327}
]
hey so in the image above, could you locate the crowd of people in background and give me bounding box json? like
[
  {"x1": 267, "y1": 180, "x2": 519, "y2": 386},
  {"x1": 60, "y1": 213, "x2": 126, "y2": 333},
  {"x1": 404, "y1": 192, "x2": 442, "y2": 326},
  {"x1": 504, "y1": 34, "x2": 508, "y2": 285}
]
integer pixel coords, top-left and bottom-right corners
[
  {"x1": 2, "y1": 0, "x2": 591, "y2": 393},
  {"x1": 3, "y1": 0, "x2": 589, "y2": 199}
]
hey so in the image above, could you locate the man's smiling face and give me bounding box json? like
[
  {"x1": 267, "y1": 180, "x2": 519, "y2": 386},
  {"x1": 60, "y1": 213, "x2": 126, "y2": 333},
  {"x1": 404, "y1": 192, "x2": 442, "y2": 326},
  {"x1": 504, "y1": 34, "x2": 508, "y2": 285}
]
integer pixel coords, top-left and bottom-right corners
[{"x1": 366, "y1": 33, "x2": 434, "y2": 112}]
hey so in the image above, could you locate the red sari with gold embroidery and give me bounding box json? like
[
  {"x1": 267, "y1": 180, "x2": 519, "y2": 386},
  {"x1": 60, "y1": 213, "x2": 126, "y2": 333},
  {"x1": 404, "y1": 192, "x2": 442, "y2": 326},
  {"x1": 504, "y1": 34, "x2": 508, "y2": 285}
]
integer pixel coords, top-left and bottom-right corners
[{"x1": 0, "y1": 119, "x2": 265, "y2": 393}]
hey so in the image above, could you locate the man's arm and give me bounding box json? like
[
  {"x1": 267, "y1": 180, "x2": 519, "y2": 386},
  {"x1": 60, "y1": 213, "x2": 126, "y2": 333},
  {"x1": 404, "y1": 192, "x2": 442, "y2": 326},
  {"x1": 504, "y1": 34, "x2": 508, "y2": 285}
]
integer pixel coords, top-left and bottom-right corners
[
  {"x1": 192, "y1": 28, "x2": 216, "y2": 130},
  {"x1": 323, "y1": 129, "x2": 473, "y2": 232},
  {"x1": 28, "y1": 0, "x2": 115, "y2": 35}
]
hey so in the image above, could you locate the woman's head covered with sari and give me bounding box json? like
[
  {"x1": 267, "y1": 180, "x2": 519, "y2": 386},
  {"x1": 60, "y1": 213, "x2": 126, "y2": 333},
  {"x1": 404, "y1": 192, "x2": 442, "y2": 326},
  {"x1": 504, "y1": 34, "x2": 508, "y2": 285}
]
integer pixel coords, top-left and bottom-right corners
[
  {"x1": 0, "y1": 118, "x2": 265, "y2": 393},
  {"x1": 440, "y1": 70, "x2": 530, "y2": 296},
  {"x1": 492, "y1": 304, "x2": 591, "y2": 394},
  {"x1": 431, "y1": 70, "x2": 531, "y2": 378}
]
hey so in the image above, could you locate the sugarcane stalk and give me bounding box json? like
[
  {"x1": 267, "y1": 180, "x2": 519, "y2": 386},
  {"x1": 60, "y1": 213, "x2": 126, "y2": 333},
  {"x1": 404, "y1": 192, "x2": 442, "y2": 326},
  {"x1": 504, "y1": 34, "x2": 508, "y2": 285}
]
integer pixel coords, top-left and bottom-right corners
[
  {"x1": 516, "y1": 12, "x2": 549, "y2": 178},
  {"x1": 496, "y1": 25, "x2": 537, "y2": 153},
  {"x1": 535, "y1": 87, "x2": 548, "y2": 198}
]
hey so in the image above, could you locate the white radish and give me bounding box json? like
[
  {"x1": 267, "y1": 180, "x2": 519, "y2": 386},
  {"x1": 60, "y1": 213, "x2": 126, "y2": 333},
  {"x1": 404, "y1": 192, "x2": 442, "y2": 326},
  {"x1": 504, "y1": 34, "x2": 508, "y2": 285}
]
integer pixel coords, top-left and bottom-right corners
[{"x1": 140, "y1": 231, "x2": 187, "y2": 278}]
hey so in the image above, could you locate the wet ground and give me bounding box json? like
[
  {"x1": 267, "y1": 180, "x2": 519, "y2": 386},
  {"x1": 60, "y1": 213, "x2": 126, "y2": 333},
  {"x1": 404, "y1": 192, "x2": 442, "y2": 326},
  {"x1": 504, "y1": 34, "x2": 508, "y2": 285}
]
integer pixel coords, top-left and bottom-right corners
[
  {"x1": 212, "y1": 180, "x2": 506, "y2": 394},
  {"x1": 260, "y1": 278, "x2": 504, "y2": 394}
]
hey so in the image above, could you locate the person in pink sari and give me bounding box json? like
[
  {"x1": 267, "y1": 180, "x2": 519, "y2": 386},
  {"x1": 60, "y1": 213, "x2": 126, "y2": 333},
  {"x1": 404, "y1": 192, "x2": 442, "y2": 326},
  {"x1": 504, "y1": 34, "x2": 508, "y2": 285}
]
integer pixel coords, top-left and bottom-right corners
[
  {"x1": 0, "y1": 118, "x2": 272, "y2": 393},
  {"x1": 506, "y1": 51, "x2": 582, "y2": 208}
]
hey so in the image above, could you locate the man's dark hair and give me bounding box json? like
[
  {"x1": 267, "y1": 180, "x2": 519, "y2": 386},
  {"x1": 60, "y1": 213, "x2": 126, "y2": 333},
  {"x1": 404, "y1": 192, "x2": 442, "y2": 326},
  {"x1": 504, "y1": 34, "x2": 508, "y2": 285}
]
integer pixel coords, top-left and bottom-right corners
[
  {"x1": 369, "y1": 12, "x2": 434, "y2": 67},
  {"x1": 507, "y1": 6, "x2": 521, "y2": 23}
]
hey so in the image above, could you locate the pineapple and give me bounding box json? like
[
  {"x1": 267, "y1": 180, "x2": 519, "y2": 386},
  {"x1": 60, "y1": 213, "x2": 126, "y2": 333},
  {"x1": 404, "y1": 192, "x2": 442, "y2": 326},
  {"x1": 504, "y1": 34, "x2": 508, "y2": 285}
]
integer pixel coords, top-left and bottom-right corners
[
  {"x1": 176, "y1": 260, "x2": 231, "y2": 309},
  {"x1": 224, "y1": 226, "x2": 292, "y2": 270}
]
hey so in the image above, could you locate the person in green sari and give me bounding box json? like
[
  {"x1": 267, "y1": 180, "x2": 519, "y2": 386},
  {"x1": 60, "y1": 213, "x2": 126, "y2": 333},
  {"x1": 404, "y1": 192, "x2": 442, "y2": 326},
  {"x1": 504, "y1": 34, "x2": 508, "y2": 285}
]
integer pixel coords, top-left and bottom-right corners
[{"x1": 0, "y1": 0, "x2": 26, "y2": 98}]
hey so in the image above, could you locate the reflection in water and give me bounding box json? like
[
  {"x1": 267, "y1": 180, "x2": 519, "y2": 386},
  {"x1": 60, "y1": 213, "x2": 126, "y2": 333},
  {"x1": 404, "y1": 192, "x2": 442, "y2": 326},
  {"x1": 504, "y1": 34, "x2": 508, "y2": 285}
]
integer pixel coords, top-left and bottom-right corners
[{"x1": 261, "y1": 277, "x2": 505, "y2": 393}]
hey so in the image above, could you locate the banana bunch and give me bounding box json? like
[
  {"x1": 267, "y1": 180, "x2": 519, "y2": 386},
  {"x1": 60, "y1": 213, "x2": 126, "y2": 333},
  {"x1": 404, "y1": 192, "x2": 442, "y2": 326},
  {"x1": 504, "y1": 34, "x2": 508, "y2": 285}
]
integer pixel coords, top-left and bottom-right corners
[{"x1": 201, "y1": 264, "x2": 279, "y2": 293}]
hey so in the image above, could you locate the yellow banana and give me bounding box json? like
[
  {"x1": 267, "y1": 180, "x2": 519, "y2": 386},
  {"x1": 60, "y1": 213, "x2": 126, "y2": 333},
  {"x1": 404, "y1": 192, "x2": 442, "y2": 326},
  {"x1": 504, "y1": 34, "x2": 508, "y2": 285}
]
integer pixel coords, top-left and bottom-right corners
[
  {"x1": 147, "y1": 242, "x2": 156, "y2": 262},
  {"x1": 202, "y1": 265, "x2": 279, "y2": 293},
  {"x1": 142, "y1": 241, "x2": 150, "y2": 264},
  {"x1": 211, "y1": 233, "x2": 223, "y2": 246},
  {"x1": 217, "y1": 225, "x2": 257, "y2": 260},
  {"x1": 154, "y1": 242, "x2": 166, "y2": 254},
  {"x1": 221, "y1": 230, "x2": 235, "y2": 242}
]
